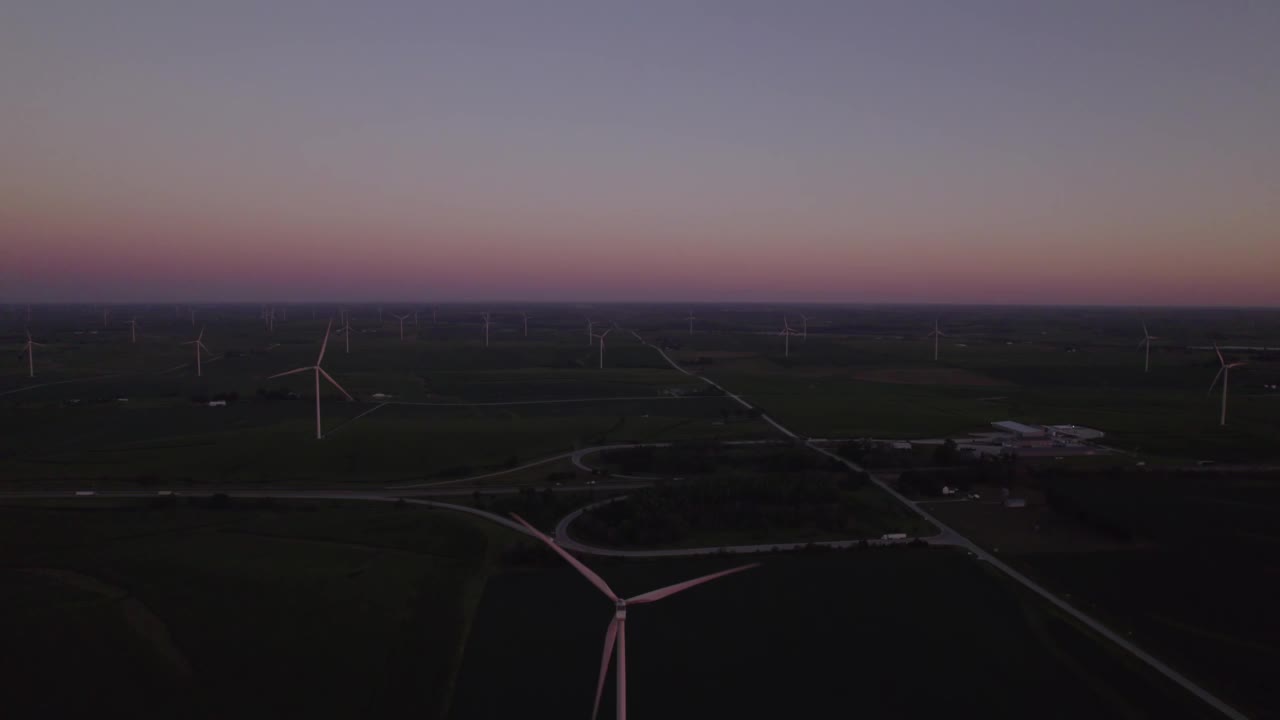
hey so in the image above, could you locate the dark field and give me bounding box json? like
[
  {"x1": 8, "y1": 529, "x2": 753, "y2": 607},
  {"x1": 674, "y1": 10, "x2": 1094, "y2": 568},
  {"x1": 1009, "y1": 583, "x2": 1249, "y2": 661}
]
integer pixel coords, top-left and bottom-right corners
[
  {"x1": 0, "y1": 499, "x2": 512, "y2": 720},
  {"x1": 452, "y1": 549, "x2": 1218, "y2": 720}
]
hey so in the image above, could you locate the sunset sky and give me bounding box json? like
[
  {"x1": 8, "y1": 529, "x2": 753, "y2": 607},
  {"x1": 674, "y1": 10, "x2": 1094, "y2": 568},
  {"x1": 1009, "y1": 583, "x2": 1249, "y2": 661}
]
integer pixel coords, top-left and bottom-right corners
[{"x1": 2, "y1": 1, "x2": 1278, "y2": 305}]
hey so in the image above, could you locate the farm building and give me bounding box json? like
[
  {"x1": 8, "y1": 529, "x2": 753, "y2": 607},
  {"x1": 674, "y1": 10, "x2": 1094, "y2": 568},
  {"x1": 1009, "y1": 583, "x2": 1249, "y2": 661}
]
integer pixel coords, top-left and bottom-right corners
[
  {"x1": 1048, "y1": 424, "x2": 1105, "y2": 441},
  {"x1": 991, "y1": 421, "x2": 1046, "y2": 438}
]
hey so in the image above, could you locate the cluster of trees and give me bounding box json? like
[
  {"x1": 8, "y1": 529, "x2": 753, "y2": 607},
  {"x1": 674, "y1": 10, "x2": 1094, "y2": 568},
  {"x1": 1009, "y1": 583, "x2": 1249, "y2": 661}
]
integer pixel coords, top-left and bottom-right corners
[
  {"x1": 600, "y1": 443, "x2": 825, "y2": 476},
  {"x1": 255, "y1": 387, "x2": 298, "y2": 401},
  {"x1": 895, "y1": 454, "x2": 1017, "y2": 496},
  {"x1": 574, "y1": 472, "x2": 869, "y2": 547}
]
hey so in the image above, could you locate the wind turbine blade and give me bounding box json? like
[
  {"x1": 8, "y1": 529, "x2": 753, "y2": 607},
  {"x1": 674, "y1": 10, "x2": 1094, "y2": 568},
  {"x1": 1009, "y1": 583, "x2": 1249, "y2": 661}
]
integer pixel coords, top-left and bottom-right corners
[
  {"x1": 591, "y1": 618, "x2": 619, "y2": 720},
  {"x1": 197, "y1": 327, "x2": 205, "y2": 342},
  {"x1": 317, "y1": 367, "x2": 354, "y2": 401},
  {"x1": 269, "y1": 367, "x2": 313, "y2": 380},
  {"x1": 508, "y1": 514, "x2": 618, "y2": 601},
  {"x1": 1213, "y1": 343, "x2": 1224, "y2": 365},
  {"x1": 1142, "y1": 322, "x2": 1148, "y2": 337},
  {"x1": 626, "y1": 563, "x2": 759, "y2": 604},
  {"x1": 1208, "y1": 367, "x2": 1225, "y2": 394},
  {"x1": 317, "y1": 319, "x2": 333, "y2": 364}
]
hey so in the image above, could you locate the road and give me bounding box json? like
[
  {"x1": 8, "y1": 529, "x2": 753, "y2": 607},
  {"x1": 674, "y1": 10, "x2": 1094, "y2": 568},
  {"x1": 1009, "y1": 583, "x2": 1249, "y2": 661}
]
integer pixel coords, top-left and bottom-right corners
[{"x1": 624, "y1": 329, "x2": 1248, "y2": 720}]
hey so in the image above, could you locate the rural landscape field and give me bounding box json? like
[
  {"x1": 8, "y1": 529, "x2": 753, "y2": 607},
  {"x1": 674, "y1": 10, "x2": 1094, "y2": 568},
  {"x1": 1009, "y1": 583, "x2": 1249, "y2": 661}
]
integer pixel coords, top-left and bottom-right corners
[{"x1": 3, "y1": 303, "x2": 1278, "y2": 719}]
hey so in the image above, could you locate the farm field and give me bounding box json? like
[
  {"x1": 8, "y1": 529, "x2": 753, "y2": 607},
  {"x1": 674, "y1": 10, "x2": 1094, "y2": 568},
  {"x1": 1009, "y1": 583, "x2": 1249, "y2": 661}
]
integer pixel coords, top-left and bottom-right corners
[
  {"x1": 927, "y1": 468, "x2": 1280, "y2": 718},
  {"x1": 451, "y1": 549, "x2": 1218, "y2": 720},
  {"x1": 0, "y1": 497, "x2": 515, "y2": 720}
]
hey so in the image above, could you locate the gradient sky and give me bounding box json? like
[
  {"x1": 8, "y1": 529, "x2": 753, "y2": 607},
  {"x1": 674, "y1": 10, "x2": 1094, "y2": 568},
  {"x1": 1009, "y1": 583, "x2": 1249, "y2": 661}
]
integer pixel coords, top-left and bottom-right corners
[{"x1": 2, "y1": 1, "x2": 1278, "y2": 305}]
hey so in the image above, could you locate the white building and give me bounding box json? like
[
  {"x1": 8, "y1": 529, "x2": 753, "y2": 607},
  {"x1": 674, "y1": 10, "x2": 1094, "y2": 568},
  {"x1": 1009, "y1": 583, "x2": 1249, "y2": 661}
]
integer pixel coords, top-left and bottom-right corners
[
  {"x1": 1049, "y1": 424, "x2": 1105, "y2": 441},
  {"x1": 991, "y1": 421, "x2": 1046, "y2": 438}
]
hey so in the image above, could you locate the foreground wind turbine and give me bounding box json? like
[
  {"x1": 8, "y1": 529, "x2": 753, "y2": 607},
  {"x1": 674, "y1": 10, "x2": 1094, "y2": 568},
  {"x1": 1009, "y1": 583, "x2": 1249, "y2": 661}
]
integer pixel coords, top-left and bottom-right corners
[
  {"x1": 685, "y1": 311, "x2": 696, "y2": 335},
  {"x1": 927, "y1": 319, "x2": 947, "y2": 361},
  {"x1": 21, "y1": 329, "x2": 45, "y2": 378},
  {"x1": 392, "y1": 313, "x2": 410, "y2": 341},
  {"x1": 779, "y1": 317, "x2": 800, "y2": 358},
  {"x1": 268, "y1": 320, "x2": 353, "y2": 439},
  {"x1": 1139, "y1": 323, "x2": 1160, "y2": 373},
  {"x1": 1208, "y1": 344, "x2": 1247, "y2": 427},
  {"x1": 592, "y1": 328, "x2": 612, "y2": 368},
  {"x1": 510, "y1": 514, "x2": 757, "y2": 720},
  {"x1": 182, "y1": 327, "x2": 211, "y2": 377}
]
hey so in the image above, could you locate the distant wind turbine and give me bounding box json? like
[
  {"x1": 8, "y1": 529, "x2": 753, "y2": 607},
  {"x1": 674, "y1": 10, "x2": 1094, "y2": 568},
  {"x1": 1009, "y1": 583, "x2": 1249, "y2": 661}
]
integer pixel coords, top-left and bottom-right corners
[
  {"x1": 392, "y1": 313, "x2": 410, "y2": 341},
  {"x1": 182, "y1": 327, "x2": 211, "y2": 377},
  {"x1": 779, "y1": 317, "x2": 800, "y2": 358},
  {"x1": 521, "y1": 311, "x2": 531, "y2": 337},
  {"x1": 125, "y1": 317, "x2": 139, "y2": 344},
  {"x1": 336, "y1": 315, "x2": 354, "y2": 354},
  {"x1": 21, "y1": 329, "x2": 45, "y2": 378},
  {"x1": 587, "y1": 318, "x2": 596, "y2": 346},
  {"x1": 510, "y1": 514, "x2": 756, "y2": 720},
  {"x1": 1139, "y1": 323, "x2": 1160, "y2": 373},
  {"x1": 1209, "y1": 344, "x2": 1247, "y2": 427},
  {"x1": 928, "y1": 319, "x2": 947, "y2": 361},
  {"x1": 268, "y1": 320, "x2": 353, "y2": 439},
  {"x1": 685, "y1": 311, "x2": 696, "y2": 335},
  {"x1": 481, "y1": 312, "x2": 492, "y2": 347},
  {"x1": 592, "y1": 328, "x2": 612, "y2": 368},
  {"x1": 799, "y1": 313, "x2": 809, "y2": 341}
]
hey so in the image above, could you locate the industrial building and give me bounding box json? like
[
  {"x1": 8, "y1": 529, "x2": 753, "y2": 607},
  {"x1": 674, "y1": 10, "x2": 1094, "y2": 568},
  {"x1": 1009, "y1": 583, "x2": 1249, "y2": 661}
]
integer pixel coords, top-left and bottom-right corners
[{"x1": 991, "y1": 421, "x2": 1047, "y2": 438}]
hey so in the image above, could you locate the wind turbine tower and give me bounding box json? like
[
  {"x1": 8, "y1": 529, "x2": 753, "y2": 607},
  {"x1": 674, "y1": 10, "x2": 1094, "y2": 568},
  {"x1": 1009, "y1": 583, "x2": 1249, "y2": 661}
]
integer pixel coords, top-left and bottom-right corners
[
  {"x1": 1140, "y1": 323, "x2": 1160, "y2": 373},
  {"x1": 21, "y1": 329, "x2": 45, "y2": 378},
  {"x1": 268, "y1": 320, "x2": 354, "y2": 439},
  {"x1": 928, "y1": 319, "x2": 947, "y2": 361},
  {"x1": 510, "y1": 514, "x2": 756, "y2": 720},
  {"x1": 1209, "y1": 344, "x2": 1247, "y2": 427}
]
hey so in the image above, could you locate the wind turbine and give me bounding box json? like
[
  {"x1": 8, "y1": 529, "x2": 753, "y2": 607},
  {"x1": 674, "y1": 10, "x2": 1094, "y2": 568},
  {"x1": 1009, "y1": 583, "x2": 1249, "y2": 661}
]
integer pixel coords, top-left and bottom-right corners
[
  {"x1": 268, "y1": 320, "x2": 353, "y2": 439},
  {"x1": 125, "y1": 317, "x2": 139, "y2": 344},
  {"x1": 587, "y1": 318, "x2": 596, "y2": 346},
  {"x1": 1208, "y1": 344, "x2": 1247, "y2": 427},
  {"x1": 102, "y1": 308, "x2": 111, "y2": 327},
  {"x1": 432, "y1": 305, "x2": 438, "y2": 325},
  {"x1": 799, "y1": 314, "x2": 809, "y2": 341},
  {"x1": 336, "y1": 315, "x2": 354, "y2": 354},
  {"x1": 392, "y1": 313, "x2": 410, "y2": 341},
  {"x1": 481, "y1": 312, "x2": 492, "y2": 347},
  {"x1": 592, "y1": 328, "x2": 612, "y2": 368},
  {"x1": 685, "y1": 311, "x2": 696, "y2": 335},
  {"x1": 20, "y1": 329, "x2": 45, "y2": 378},
  {"x1": 927, "y1": 319, "x2": 946, "y2": 361},
  {"x1": 1139, "y1": 323, "x2": 1159, "y2": 373},
  {"x1": 510, "y1": 514, "x2": 757, "y2": 720},
  {"x1": 779, "y1": 317, "x2": 800, "y2": 358},
  {"x1": 521, "y1": 311, "x2": 531, "y2": 337},
  {"x1": 189, "y1": 307, "x2": 197, "y2": 327},
  {"x1": 182, "y1": 327, "x2": 211, "y2": 377}
]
